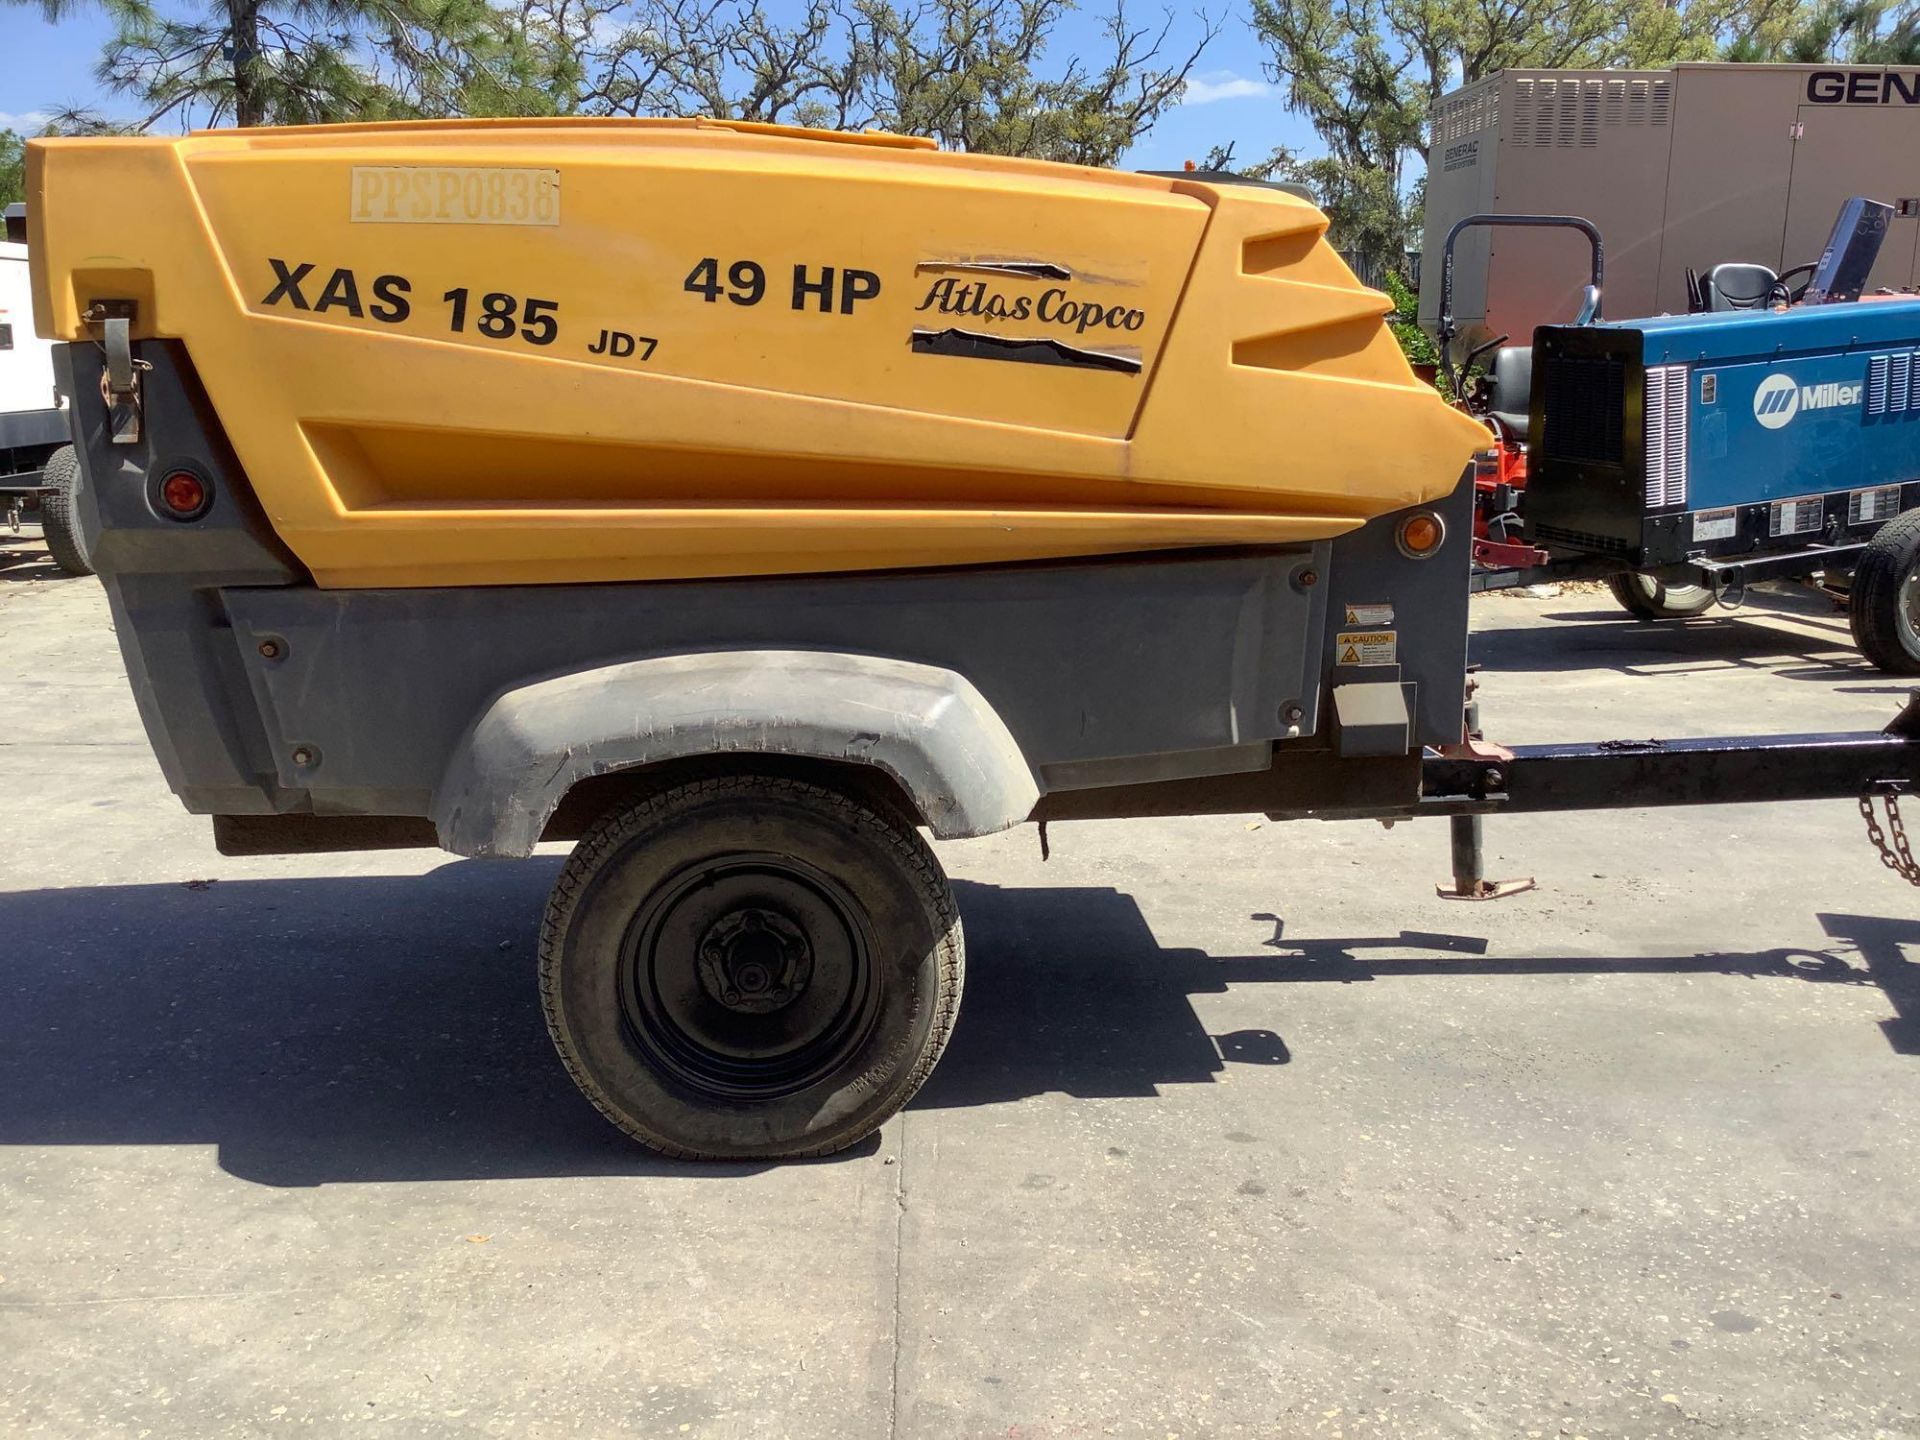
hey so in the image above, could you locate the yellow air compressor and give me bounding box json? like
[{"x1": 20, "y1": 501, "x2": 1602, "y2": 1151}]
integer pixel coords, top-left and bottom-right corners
[{"x1": 30, "y1": 119, "x2": 1917, "y2": 1159}]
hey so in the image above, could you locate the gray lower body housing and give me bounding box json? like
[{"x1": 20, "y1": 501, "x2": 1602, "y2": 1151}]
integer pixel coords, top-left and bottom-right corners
[{"x1": 58, "y1": 341, "x2": 1473, "y2": 855}]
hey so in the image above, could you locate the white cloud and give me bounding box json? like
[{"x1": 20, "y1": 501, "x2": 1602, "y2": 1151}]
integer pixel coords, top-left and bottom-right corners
[
  {"x1": 1179, "y1": 72, "x2": 1275, "y2": 106},
  {"x1": 0, "y1": 111, "x2": 51, "y2": 134}
]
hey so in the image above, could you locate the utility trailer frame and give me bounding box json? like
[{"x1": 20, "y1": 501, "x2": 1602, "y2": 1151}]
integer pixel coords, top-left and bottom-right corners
[
  {"x1": 1018, "y1": 702, "x2": 1920, "y2": 823},
  {"x1": 1422, "y1": 698, "x2": 1920, "y2": 898},
  {"x1": 1466, "y1": 544, "x2": 1871, "y2": 595},
  {"x1": 1033, "y1": 686, "x2": 1920, "y2": 898},
  {"x1": 1422, "y1": 708, "x2": 1920, "y2": 815}
]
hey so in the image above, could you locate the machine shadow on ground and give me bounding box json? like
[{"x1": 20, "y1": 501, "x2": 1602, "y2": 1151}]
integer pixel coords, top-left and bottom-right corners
[
  {"x1": 0, "y1": 862, "x2": 1913, "y2": 1188},
  {"x1": 1469, "y1": 587, "x2": 1912, "y2": 693},
  {"x1": 0, "y1": 537, "x2": 63, "y2": 584}
]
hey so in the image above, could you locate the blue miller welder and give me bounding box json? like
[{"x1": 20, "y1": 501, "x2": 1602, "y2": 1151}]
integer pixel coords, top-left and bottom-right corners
[{"x1": 1443, "y1": 197, "x2": 1920, "y2": 674}]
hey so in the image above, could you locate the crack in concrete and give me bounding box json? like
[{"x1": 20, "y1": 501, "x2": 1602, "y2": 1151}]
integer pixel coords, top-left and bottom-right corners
[{"x1": 887, "y1": 1114, "x2": 907, "y2": 1440}]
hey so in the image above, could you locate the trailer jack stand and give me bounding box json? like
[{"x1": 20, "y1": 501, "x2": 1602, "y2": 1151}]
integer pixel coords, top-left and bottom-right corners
[
  {"x1": 1437, "y1": 693, "x2": 1535, "y2": 900},
  {"x1": 1437, "y1": 811, "x2": 1536, "y2": 901}
]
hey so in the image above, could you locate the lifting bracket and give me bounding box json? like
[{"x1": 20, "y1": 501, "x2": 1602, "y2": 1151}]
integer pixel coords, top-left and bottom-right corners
[{"x1": 85, "y1": 301, "x2": 147, "y2": 445}]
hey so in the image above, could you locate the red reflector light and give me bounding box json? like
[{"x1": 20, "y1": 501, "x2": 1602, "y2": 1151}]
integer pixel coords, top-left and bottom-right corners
[{"x1": 159, "y1": 471, "x2": 208, "y2": 518}]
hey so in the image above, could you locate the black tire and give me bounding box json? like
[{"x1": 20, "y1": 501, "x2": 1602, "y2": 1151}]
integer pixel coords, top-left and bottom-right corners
[
  {"x1": 1848, "y1": 507, "x2": 1920, "y2": 675},
  {"x1": 1607, "y1": 570, "x2": 1713, "y2": 620},
  {"x1": 539, "y1": 773, "x2": 963, "y2": 1159},
  {"x1": 39, "y1": 445, "x2": 94, "y2": 577}
]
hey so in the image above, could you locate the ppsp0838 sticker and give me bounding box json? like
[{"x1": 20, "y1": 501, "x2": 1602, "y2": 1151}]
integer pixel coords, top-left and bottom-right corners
[{"x1": 350, "y1": 167, "x2": 560, "y2": 226}]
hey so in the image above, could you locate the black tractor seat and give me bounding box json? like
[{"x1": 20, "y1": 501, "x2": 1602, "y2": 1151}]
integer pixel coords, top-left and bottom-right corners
[
  {"x1": 1700, "y1": 262, "x2": 1780, "y2": 311},
  {"x1": 1484, "y1": 345, "x2": 1533, "y2": 442}
]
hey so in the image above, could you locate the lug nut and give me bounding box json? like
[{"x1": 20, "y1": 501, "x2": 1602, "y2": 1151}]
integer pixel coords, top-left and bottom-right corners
[
  {"x1": 257, "y1": 639, "x2": 282, "y2": 660},
  {"x1": 290, "y1": 745, "x2": 316, "y2": 767}
]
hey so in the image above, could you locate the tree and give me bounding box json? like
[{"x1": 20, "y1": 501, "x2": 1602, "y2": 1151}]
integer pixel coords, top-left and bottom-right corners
[
  {"x1": 519, "y1": 0, "x2": 843, "y2": 122},
  {"x1": 1243, "y1": 0, "x2": 1423, "y2": 280},
  {"x1": 519, "y1": 0, "x2": 1217, "y2": 165},
  {"x1": 21, "y1": 0, "x2": 1210, "y2": 166},
  {"x1": 1727, "y1": 0, "x2": 1920, "y2": 60},
  {"x1": 15, "y1": 0, "x2": 560, "y2": 130},
  {"x1": 856, "y1": 0, "x2": 1220, "y2": 164},
  {"x1": 0, "y1": 130, "x2": 25, "y2": 209},
  {"x1": 1246, "y1": 0, "x2": 1736, "y2": 277}
]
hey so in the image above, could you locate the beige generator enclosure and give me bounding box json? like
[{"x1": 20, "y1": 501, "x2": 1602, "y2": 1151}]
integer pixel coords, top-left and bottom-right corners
[{"x1": 1419, "y1": 62, "x2": 1920, "y2": 346}]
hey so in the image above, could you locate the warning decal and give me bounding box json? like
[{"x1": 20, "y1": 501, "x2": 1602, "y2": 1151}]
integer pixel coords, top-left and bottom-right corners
[
  {"x1": 1336, "y1": 630, "x2": 1397, "y2": 666},
  {"x1": 1691, "y1": 508, "x2": 1737, "y2": 542},
  {"x1": 1343, "y1": 602, "x2": 1394, "y2": 627}
]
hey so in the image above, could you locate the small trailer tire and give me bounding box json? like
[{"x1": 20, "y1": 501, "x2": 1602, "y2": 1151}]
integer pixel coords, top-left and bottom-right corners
[
  {"x1": 39, "y1": 446, "x2": 94, "y2": 578},
  {"x1": 1848, "y1": 508, "x2": 1920, "y2": 675},
  {"x1": 1607, "y1": 571, "x2": 1713, "y2": 620},
  {"x1": 538, "y1": 772, "x2": 963, "y2": 1159}
]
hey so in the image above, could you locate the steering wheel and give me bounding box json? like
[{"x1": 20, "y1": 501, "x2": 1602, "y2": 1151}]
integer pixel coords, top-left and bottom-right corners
[
  {"x1": 1774, "y1": 263, "x2": 1817, "y2": 305},
  {"x1": 1454, "y1": 333, "x2": 1510, "y2": 408}
]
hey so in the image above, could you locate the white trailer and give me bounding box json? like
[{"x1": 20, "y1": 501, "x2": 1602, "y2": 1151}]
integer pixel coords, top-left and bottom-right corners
[{"x1": 2, "y1": 202, "x2": 85, "y2": 573}]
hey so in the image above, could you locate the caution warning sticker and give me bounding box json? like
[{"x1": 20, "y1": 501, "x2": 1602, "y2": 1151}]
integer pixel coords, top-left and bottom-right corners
[
  {"x1": 1336, "y1": 630, "x2": 1397, "y2": 666},
  {"x1": 1343, "y1": 602, "x2": 1395, "y2": 627}
]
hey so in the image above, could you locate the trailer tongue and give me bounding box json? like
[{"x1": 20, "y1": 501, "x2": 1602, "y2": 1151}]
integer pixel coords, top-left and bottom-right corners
[
  {"x1": 1423, "y1": 706, "x2": 1920, "y2": 817},
  {"x1": 1424, "y1": 700, "x2": 1920, "y2": 895},
  {"x1": 23, "y1": 119, "x2": 1920, "y2": 1159}
]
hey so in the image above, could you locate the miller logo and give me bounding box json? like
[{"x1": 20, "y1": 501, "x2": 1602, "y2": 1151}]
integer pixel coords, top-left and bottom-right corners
[
  {"x1": 1753, "y1": 374, "x2": 1800, "y2": 428},
  {"x1": 1752, "y1": 371, "x2": 1862, "y2": 429}
]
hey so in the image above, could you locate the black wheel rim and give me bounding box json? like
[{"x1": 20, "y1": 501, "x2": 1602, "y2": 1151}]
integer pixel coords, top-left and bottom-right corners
[{"x1": 619, "y1": 852, "x2": 881, "y2": 1101}]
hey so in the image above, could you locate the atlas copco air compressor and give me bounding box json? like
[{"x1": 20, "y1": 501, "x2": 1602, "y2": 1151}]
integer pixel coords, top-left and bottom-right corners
[
  {"x1": 1520, "y1": 198, "x2": 1920, "y2": 672},
  {"x1": 27, "y1": 126, "x2": 1920, "y2": 1162}
]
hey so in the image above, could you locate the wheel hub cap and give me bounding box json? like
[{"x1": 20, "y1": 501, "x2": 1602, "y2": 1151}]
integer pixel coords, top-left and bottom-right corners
[
  {"x1": 698, "y1": 907, "x2": 813, "y2": 1014},
  {"x1": 618, "y1": 853, "x2": 880, "y2": 1101}
]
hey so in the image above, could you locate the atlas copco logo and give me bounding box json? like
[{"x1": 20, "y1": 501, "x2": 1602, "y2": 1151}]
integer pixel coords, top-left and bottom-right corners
[{"x1": 1752, "y1": 372, "x2": 1861, "y2": 429}]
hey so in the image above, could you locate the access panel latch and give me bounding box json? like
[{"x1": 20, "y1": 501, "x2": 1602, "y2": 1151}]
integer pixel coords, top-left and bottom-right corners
[{"x1": 85, "y1": 301, "x2": 149, "y2": 445}]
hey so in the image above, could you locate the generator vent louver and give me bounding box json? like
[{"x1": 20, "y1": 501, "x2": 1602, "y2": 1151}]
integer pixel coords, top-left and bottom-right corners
[
  {"x1": 1647, "y1": 79, "x2": 1673, "y2": 126},
  {"x1": 1643, "y1": 364, "x2": 1689, "y2": 509},
  {"x1": 1865, "y1": 352, "x2": 1920, "y2": 416},
  {"x1": 1510, "y1": 76, "x2": 1671, "y2": 146},
  {"x1": 1434, "y1": 82, "x2": 1498, "y2": 141}
]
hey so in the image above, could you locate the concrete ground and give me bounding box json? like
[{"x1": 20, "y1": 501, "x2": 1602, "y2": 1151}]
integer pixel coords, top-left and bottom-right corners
[{"x1": 2, "y1": 528, "x2": 1917, "y2": 1439}]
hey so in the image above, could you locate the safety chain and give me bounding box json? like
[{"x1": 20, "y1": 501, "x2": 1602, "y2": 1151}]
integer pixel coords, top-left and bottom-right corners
[{"x1": 1860, "y1": 787, "x2": 1920, "y2": 886}]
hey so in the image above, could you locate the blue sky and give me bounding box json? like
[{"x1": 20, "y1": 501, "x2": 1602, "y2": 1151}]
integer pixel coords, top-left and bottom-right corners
[{"x1": 0, "y1": 2, "x2": 1321, "y2": 168}]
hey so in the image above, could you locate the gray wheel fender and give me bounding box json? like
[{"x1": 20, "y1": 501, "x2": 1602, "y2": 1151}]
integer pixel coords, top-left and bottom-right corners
[{"x1": 431, "y1": 650, "x2": 1039, "y2": 858}]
